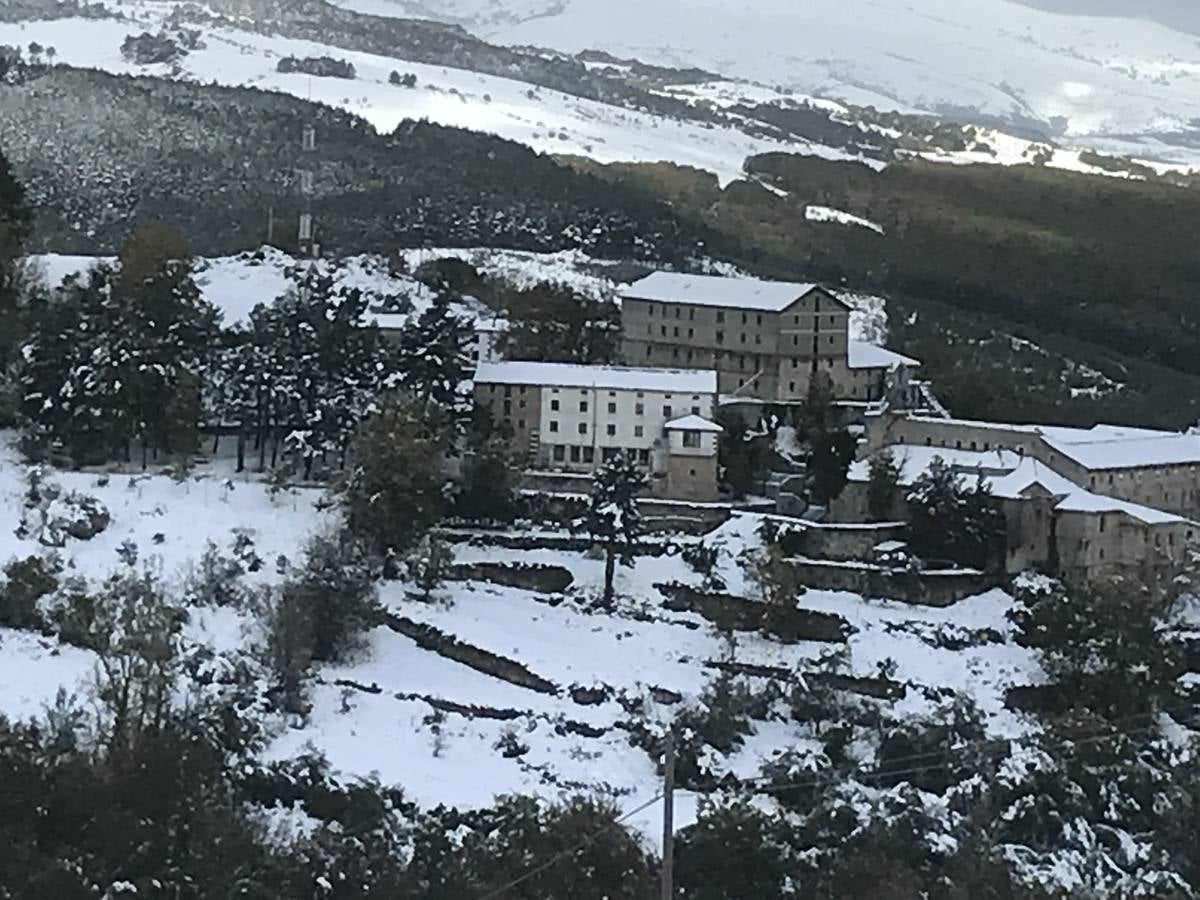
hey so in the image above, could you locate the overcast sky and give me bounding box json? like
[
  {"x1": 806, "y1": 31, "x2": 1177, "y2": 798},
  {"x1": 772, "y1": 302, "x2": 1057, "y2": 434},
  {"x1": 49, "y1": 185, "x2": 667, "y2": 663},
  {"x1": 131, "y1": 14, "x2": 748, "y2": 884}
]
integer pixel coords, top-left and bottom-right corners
[{"x1": 1011, "y1": 0, "x2": 1200, "y2": 35}]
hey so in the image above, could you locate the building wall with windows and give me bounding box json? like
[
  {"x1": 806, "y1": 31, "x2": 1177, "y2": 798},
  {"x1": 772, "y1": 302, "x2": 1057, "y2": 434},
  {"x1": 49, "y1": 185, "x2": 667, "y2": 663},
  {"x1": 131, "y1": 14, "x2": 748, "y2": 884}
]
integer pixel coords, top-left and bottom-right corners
[{"x1": 472, "y1": 362, "x2": 722, "y2": 500}]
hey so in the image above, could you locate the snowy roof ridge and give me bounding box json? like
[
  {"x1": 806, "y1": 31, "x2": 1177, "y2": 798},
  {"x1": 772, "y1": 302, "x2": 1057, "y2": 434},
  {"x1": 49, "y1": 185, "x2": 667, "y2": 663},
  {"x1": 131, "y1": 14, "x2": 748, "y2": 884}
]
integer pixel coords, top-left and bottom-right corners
[
  {"x1": 664, "y1": 414, "x2": 723, "y2": 432},
  {"x1": 622, "y1": 271, "x2": 842, "y2": 312},
  {"x1": 474, "y1": 361, "x2": 718, "y2": 394},
  {"x1": 847, "y1": 340, "x2": 920, "y2": 370}
]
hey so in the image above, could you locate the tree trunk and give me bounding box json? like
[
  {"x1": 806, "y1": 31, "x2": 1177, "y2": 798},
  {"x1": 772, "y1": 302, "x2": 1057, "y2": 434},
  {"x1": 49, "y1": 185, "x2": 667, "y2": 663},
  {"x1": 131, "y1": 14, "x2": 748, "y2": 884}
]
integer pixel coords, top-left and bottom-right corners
[
  {"x1": 603, "y1": 546, "x2": 616, "y2": 607},
  {"x1": 236, "y1": 430, "x2": 246, "y2": 473}
]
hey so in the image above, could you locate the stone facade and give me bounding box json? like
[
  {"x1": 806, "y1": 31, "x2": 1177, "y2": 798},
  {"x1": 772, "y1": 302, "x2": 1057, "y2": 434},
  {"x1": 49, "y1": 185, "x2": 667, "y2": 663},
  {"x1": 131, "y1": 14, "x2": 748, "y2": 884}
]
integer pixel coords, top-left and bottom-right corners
[
  {"x1": 620, "y1": 274, "x2": 918, "y2": 404},
  {"x1": 866, "y1": 412, "x2": 1200, "y2": 520}
]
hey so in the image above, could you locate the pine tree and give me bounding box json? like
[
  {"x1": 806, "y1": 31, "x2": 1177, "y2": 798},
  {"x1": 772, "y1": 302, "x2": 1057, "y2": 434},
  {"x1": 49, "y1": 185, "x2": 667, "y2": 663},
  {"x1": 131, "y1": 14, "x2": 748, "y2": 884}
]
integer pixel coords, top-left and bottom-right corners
[
  {"x1": 0, "y1": 147, "x2": 32, "y2": 371},
  {"x1": 795, "y1": 377, "x2": 857, "y2": 506},
  {"x1": 906, "y1": 457, "x2": 1005, "y2": 570},
  {"x1": 866, "y1": 449, "x2": 903, "y2": 520},
  {"x1": 393, "y1": 289, "x2": 473, "y2": 421},
  {"x1": 587, "y1": 455, "x2": 646, "y2": 606},
  {"x1": 341, "y1": 398, "x2": 448, "y2": 563}
]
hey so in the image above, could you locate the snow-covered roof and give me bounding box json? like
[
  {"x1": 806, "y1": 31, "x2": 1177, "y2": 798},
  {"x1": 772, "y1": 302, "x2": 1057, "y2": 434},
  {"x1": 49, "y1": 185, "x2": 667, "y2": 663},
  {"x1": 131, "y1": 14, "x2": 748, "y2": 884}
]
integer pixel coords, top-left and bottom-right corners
[
  {"x1": 847, "y1": 445, "x2": 1023, "y2": 485},
  {"x1": 852, "y1": 445, "x2": 1190, "y2": 526},
  {"x1": 1039, "y1": 426, "x2": 1200, "y2": 471},
  {"x1": 664, "y1": 414, "x2": 723, "y2": 433},
  {"x1": 988, "y1": 459, "x2": 1190, "y2": 526},
  {"x1": 847, "y1": 340, "x2": 920, "y2": 370},
  {"x1": 623, "y1": 272, "x2": 841, "y2": 312},
  {"x1": 474, "y1": 361, "x2": 717, "y2": 394}
]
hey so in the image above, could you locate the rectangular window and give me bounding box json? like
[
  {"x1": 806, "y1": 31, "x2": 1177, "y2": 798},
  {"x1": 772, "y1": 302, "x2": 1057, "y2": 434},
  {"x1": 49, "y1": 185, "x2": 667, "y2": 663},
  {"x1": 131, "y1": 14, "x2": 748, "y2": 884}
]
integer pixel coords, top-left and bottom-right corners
[
  {"x1": 674, "y1": 326, "x2": 680, "y2": 337},
  {"x1": 756, "y1": 314, "x2": 762, "y2": 326},
  {"x1": 716, "y1": 311, "x2": 725, "y2": 323},
  {"x1": 683, "y1": 431, "x2": 701, "y2": 448},
  {"x1": 716, "y1": 330, "x2": 725, "y2": 344},
  {"x1": 639, "y1": 449, "x2": 650, "y2": 464},
  {"x1": 661, "y1": 326, "x2": 667, "y2": 336},
  {"x1": 503, "y1": 400, "x2": 512, "y2": 415},
  {"x1": 549, "y1": 420, "x2": 559, "y2": 433},
  {"x1": 517, "y1": 419, "x2": 525, "y2": 429},
  {"x1": 687, "y1": 328, "x2": 694, "y2": 339},
  {"x1": 608, "y1": 402, "x2": 617, "y2": 414},
  {"x1": 741, "y1": 313, "x2": 748, "y2": 324},
  {"x1": 578, "y1": 423, "x2": 588, "y2": 434},
  {"x1": 663, "y1": 405, "x2": 673, "y2": 418},
  {"x1": 740, "y1": 333, "x2": 746, "y2": 344},
  {"x1": 634, "y1": 425, "x2": 644, "y2": 437},
  {"x1": 606, "y1": 424, "x2": 617, "y2": 436},
  {"x1": 570, "y1": 445, "x2": 581, "y2": 462},
  {"x1": 603, "y1": 447, "x2": 619, "y2": 461},
  {"x1": 583, "y1": 447, "x2": 595, "y2": 463},
  {"x1": 691, "y1": 406, "x2": 700, "y2": 415},
  {"x1": 646, "y1": 346, "x2": 653, "y2": 358},
  {"x1": 580, "y1": 401, "x2": 589, "y2": 412},
  {"x1": 550, "y1": 399, "x2": 560, "y2": 411},
  {"x1": 635, "y1": 402, "x2": 644, "y2": 415},
  {"x1": 675, "y1": 308, "x2": 682, "y2": 319},
  {"x1": 689, "y1": 308, "x2": 695, "y2": 321},
  {"x1": 553, "y1": 444, "x2": 565, "y2": 461},
  {"x1": 755, "y1": 335, "x2": 762, "y2": 345},
  {"x1": 504, "y1": 386, "x2": 513, "y2": 397},
  {"x1": 648, "y1": 305, "x2": 654, "y2": 317}
]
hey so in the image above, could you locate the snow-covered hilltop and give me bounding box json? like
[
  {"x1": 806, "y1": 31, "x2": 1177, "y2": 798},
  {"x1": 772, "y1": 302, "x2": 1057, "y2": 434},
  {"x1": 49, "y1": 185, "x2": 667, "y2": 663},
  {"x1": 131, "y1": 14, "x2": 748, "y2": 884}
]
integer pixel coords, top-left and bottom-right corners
[{"x1": 346, "y1": 0, "x2": 1200, "y2": 168}]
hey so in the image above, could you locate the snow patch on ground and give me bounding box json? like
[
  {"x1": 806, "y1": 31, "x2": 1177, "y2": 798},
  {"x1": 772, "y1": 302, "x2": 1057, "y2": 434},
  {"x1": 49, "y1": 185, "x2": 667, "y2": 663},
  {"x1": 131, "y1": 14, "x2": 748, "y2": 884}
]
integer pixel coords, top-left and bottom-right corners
[{"x1": 805, "y1": 205, "x2": 885, "y2": 235}]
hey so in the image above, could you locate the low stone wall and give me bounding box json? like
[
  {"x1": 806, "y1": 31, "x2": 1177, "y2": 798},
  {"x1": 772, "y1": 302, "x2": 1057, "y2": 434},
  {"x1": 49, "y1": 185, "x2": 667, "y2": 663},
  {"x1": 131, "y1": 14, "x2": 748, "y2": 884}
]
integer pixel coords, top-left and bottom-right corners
[
  {"x1": 657, "y1": 583, "x2": 851, "y2": 643},
  {"x1": 786, "y1": 558, "x2": 1002, "y2": 607},
  {"x1": 447, "y1": 562, "x2": 575, "y2": 594},
  {"x1": 518, "y1": 489, "x2": 730, "y2": 534},
  {"x1": 796, "y1": 521, "x2": 907, "y2": 562}
]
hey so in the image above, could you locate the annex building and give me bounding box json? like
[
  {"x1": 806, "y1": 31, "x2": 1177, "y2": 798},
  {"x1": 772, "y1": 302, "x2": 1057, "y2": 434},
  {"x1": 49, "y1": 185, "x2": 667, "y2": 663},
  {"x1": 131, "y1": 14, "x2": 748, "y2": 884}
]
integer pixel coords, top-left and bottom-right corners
[
  {"x1": 473, "y1": 361, "x2": 723, "y2": 501},
  {"x1": 842, "y1": 412, "x2": 1200, "y2": 586},
  {"x1": 620, "y1": 272, "x2": 920, "y2": 405}
]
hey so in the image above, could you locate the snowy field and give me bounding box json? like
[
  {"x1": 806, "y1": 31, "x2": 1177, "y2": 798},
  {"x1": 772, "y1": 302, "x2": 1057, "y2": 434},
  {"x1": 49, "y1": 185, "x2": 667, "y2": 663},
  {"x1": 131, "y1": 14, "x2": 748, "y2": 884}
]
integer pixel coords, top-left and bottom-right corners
[{"x1": 0, "y1": 433, "x2": 1042, "y2": 843}]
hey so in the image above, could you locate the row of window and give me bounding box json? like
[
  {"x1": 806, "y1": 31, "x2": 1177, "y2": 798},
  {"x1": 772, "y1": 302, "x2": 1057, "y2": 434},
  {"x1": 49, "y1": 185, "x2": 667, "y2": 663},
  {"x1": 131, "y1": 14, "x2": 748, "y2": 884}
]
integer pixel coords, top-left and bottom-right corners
[
  {"x1": 548, "y1": 398, "x2": 702, "y2": 418},
  {"x1": 551, "y1": 421, "x2": 645, "y2": 438},
  {"x1": 550, "y1": 445, "x2": 652, "y2": 465},
  {"x1": 641, "y1": 303, "x2": 842, "y2": 328}
]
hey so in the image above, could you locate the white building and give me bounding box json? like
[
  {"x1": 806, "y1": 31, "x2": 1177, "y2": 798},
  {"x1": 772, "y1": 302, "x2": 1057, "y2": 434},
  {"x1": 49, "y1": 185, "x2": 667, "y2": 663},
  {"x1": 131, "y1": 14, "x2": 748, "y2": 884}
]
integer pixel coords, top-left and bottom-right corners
[{"x1": 473, "y1": 361, "x2": 723, "y2": 500}]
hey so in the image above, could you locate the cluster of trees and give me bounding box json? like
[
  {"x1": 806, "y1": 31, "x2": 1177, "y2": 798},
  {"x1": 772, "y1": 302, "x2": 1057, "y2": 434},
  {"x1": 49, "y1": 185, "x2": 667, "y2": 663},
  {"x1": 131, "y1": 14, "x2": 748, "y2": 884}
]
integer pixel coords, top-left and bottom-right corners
[
  {"x1": 9, "y1": 223, "x2": 490, "y2": 484},
  {"x1": 277, "y1": 55, "x2": 356, "y2": 79},
  {"x1": 0, "y1": 67, "x2": 722, "y2": 263}
]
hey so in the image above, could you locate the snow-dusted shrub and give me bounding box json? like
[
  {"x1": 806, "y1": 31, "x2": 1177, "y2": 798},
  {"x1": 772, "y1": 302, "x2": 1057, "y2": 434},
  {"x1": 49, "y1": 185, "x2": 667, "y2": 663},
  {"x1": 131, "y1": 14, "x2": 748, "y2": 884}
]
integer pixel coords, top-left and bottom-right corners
[
  {"x1": 120, "y1": 31, "x2": 186, "y2": 66},
  {"x1": 0, "y1": 553, "x2": 59, "y2": 631}
]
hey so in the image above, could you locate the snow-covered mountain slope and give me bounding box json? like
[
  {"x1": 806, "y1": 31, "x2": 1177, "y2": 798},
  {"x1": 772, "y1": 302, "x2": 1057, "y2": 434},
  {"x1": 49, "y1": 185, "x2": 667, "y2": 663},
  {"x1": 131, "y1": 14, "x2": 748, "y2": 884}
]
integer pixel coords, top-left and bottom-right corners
[
  {"x1": 4, "y1": 0, "x2": 1190, "y2": 190},
  {"x1": 0, "y1": 7, "x2": 847, "y2": 186},
  {"x1": 350, "y1": 0, "x2": 1200, "y2": 166}
]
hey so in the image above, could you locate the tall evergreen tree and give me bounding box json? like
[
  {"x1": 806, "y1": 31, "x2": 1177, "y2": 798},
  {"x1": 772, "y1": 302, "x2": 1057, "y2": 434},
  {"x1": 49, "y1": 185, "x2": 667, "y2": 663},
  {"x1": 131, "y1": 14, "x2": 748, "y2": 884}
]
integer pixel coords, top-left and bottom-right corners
[
  {"x1": 393, "y1": 289, "x2": 473, "y2": 420},
  {"x1": 587, "y1": 455, "x2": 646, "y2": 607},
  {"x1": 0, "y1": 146, "x2": 32, "y2": 371}
]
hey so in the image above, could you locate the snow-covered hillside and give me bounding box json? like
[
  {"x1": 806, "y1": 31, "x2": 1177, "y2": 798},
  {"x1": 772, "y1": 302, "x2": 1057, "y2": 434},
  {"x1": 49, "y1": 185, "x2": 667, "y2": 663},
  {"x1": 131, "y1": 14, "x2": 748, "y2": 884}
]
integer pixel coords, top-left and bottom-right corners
[
  {"x1": 351, "y1": 0, "x2": 1200, "y2": 167},
  {"x1": 0, "y1": 434, "x2": 1041, "y2": 846},
  {"x1": 3, "y1": 0, "x2": 1192, "y2": 190},
  {"x1": 27, "y1": 246, "x2": 893, "y2": 342},
  {"x1": 0, "y1": 6, "x2": 839, "y2": 186}
]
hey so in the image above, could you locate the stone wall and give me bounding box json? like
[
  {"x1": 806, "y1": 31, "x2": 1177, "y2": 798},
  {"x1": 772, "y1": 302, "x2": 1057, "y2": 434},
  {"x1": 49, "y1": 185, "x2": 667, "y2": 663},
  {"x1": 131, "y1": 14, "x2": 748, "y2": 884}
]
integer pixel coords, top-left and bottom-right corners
[{"x1": 787, "y1": 558, "x2": 1002, "y2": 606}]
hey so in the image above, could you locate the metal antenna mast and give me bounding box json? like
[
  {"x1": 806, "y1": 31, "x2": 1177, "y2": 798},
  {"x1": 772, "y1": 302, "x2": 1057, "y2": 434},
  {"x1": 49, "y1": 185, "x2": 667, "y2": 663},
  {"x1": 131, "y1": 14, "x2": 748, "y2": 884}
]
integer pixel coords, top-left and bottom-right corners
[{"x1": 298, "y1": 121, "x2": 317, "y2": 259}]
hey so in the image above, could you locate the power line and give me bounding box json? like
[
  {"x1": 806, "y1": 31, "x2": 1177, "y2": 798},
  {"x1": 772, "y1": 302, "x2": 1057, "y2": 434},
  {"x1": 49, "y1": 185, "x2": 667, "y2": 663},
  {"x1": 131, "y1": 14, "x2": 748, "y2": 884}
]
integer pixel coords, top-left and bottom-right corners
[
  {"x1": 477, "y1": 699, "x2": 1197, "y2": 897},
  {"x1": 477, "y1": 791, "x2": 666, "y2": 900}
]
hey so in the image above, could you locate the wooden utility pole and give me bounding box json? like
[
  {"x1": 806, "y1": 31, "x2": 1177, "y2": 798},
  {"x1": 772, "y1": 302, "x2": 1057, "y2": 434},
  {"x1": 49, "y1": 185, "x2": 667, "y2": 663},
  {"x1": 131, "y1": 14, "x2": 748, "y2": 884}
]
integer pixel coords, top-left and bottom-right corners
[{"x1": 661, "y1": 730, "x2": 676, "y2": 900}]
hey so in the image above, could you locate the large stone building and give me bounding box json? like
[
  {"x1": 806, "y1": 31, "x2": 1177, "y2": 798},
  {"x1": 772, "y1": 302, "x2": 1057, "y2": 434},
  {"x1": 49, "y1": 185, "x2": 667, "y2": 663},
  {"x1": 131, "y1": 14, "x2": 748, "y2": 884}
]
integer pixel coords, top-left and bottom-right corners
[
  {"x1": 620, "y1": 272, "x2": 920, "y2": 404},
  {"x1": 866, "y1": 412, "x2": 1200, "y2": 520},
  {"x1": 473, "y1": 361, "x2": 723, "y2": 500},
  {"x1": 839, "y1": 421, "x2": 1200, "y2": 586}
]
